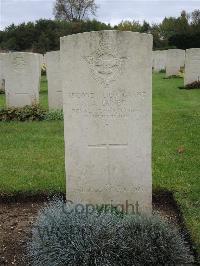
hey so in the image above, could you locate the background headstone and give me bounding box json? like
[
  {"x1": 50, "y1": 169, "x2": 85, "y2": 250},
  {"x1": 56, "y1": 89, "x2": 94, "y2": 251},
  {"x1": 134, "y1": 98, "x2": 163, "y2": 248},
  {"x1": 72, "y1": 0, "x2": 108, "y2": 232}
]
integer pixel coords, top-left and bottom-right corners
[
  {"x1": 153, "y1": 50, "x2": 167, "y2": 72},
  {"x1": 0, "y1": 53, "x2": 6, "y2": 92},
  {"x1": 61, "y1": 31, "x2": 152, "y2": 213},
  {"x1": 166, "y1": 49, "x2": 185, "y2": 77},
  {"x1": 184, "y1": 48, "x2": 200, "y2": 86},
  {"x1": 36, "y1": 53, "x2": 43, "y2": 89},
  {"x1": 4, "y1": 52, "x2": 40, "y2": 107},
  {"x1": 46, "y1": 51, "x2": 62, "y2": 110}
]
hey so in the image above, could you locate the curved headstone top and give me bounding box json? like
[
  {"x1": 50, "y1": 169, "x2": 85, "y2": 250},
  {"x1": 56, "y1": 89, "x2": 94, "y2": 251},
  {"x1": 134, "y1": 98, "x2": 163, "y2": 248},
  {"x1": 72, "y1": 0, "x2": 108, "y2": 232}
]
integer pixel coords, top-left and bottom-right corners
[{"x1": 61, "y1": 31, "x2": 153, "y2": 214}]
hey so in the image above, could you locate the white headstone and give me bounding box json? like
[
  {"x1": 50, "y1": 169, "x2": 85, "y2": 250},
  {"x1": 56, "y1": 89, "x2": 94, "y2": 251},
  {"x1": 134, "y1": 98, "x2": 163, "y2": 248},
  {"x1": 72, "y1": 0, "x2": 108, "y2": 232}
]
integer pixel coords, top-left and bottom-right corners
[
  {"x1": 43, "y1": 53, "x2": 47, "y2": 66},
  {"x1": 46, "y1": 51, "x2": 62, "y2": 110},
  {"x1": 153, "y1": 50, "x2": 167, "y2": 72},
  {"x1": 36, "y1": 53, "x2": 43, "y2": 87},
  {"x1": 4, "y1": 52, "x2": 40, "y2": 107},
  {"x1": 0, "y1": 53, "x2": 6, "y2": 92},
  {"x1": 61, "y1": 31, "x2": 152, "y2": 214},
  {"x1": 166, "y1": 49, "x2": 185, "y2": 77},
  {"x1": 184, "y1": 48, "x2": 200, "y2": 86}
]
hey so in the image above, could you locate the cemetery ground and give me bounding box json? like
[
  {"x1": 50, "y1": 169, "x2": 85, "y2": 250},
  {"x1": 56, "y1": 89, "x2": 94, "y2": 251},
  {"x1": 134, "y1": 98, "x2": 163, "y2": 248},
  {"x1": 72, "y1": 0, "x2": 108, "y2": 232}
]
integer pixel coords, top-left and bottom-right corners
[{"x1": 0, "y1": 73, "x2": 199, "y2": 264}]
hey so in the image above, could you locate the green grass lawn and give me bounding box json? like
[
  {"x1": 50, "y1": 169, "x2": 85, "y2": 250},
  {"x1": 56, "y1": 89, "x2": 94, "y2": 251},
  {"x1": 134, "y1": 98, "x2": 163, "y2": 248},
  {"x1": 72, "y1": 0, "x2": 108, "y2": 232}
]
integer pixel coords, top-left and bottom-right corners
[{"x1": 0, "y1": 73, "x2": 199, "y2": 253}]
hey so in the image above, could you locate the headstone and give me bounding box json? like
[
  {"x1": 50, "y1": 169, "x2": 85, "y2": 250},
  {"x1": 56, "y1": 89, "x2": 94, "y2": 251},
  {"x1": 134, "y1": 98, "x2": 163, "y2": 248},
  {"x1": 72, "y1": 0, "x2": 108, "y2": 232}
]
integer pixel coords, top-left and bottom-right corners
[
  {"x1": 43, "y1": 53, "x2": 47, "y2": 66},
  {"x1": 0, "y1": 53, "x2": 6, "y2": 92},
  {"x1": 46, "y1": 51, "x2": 62, "y2": 110},
  {"x1": 184, "y1": 48, "x2": 200, "y2": 86},
  {"x1": 4, "y1": 52, "x2": 40, "y2": 107},
  {"x1": 153, "y1": 50, "x2": 167, "y2": 72},
  {"x1": 61, "y1": 31, "x2": 152, "y2": 214},
  {"x1": 166, "y1": 49, "x2": 185, "y2": 77},
  {"x1": 36, "y1": 53, "x2": 43, "y2": 87}
]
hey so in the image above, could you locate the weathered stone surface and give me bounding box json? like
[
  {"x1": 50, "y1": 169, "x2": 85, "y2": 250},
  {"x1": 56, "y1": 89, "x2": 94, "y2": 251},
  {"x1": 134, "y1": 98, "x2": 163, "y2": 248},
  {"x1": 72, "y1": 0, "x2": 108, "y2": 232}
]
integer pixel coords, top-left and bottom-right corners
[
  {"x1": 61, "y1": 31, "x2": 152, "y2": 213},
  {"x1": 46, "y1": 51, "x2": 62, "y2": 110},
  {"x1": 0, "y1": 53, "x2": 6, "y2": 92},
  {"x1": 36, "y1": 53, "x2": 43, "y2": 87},
  {"x1": 184, "y1": 48, "x2": 200, "y2": 86},
  {"x1": 153, "y1": 50, "x2": 167, "y2": 72},
  {"x1": 4, "y1": 52, "x2": 40, "y2": 107},
  {"x1": 166, "y1": 49, "x2": 185, "y2": 77}
]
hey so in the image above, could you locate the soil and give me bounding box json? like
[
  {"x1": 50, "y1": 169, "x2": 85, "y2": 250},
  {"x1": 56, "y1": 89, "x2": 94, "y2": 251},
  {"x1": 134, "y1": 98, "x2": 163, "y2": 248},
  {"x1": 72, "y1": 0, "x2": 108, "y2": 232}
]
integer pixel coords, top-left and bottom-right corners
[{"x1": 0, "y1": 192, "x2": 197, "y2": 265}]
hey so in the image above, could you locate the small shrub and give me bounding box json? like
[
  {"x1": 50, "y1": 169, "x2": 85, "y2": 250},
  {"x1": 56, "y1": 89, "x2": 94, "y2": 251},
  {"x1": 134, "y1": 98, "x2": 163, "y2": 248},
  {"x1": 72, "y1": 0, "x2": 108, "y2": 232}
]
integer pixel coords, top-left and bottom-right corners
[
  {"x1": 41, "y1": 65, "x2": 46, "y2": 76},
  {"x1": 27, "y1": 199, "x2": 193, "y2": 266},
  {"x1": 0, "y1": 105, "x2": 47, "y2": 121},
  {"x1": 44, "y1": 110, "x2": 63, "y2": 121},
  {"x1": 183, "y1": 80, "x2": 200, "y2": 90},
  {"x1": 159, "y1": 69, "x2": 166, "y2": 73},
  {"x1": 0, "y1": 89, "x2": 5, "y2": 94},
  {"x1": 164, "y1": 75, "x2": 182, "y2": 79}
]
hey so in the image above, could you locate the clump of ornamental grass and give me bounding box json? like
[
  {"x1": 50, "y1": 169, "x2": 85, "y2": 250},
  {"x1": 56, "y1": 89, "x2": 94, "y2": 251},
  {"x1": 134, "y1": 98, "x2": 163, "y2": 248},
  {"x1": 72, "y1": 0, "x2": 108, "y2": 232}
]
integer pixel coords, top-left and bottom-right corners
[
  {"x1": 159, "y1": 69, "x2": 166, "y2": 73},
  {"x1": 0, "y1": 105, "x2": 47, "y2": 121},
  {"x1": 44, "y1": 110, "x2": 63, "y2": 120},
  {"x1": 27, "y1": 198, "x2": 193, "y2": 266}
]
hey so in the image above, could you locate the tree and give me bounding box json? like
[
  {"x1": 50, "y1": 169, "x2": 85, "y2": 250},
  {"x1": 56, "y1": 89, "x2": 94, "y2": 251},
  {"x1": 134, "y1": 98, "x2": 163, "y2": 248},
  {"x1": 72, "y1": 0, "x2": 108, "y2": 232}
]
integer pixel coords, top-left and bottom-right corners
[
  {"x1": 140, "y1": 21, "x2": 151, "y2": 33},
  {"x1": 53, "y1": 0, "x2": 97, "y2": 21},
  {"x1": 116, "y1": 20, "x2": 141, "y2": 32},
  {"x1": 191, "y1": 9, "x2": 200, "y2": 26}
]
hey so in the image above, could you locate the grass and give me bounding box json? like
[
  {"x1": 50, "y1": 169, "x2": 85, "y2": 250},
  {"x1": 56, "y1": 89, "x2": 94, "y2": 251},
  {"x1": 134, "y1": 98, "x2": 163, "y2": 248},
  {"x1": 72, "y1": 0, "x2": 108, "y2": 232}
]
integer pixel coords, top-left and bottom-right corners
[
  {"x1": 0, "y1": 73, "x2": 199, "y2": 254},
  {"x1": 153, "y1": 73, "x2": 200, "y2": 254}
]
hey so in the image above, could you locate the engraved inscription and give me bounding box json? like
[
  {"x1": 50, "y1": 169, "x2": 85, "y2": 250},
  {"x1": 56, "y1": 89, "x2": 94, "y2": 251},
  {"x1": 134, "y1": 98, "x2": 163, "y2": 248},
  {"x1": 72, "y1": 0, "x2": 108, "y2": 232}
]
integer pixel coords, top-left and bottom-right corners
[
  {"x1": 68, "y1": 89, "x2": 146, "y2": 119},
  {"x1": 12, "y1": 55, "x2": 26, "y2": 72},
  {"x1": 73, "y1": 185, "x2": 144, "y2": 193}
]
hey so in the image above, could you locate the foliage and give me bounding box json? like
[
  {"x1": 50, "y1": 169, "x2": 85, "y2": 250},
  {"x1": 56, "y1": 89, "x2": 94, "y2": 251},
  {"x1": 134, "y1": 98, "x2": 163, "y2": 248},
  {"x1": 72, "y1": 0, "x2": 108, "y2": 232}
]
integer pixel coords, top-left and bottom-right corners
[
  {"x1": 169, "y1": 32, "x2": 200, "y2": 49},
  {"x1": 0, "y1": 9, "x2": 199, "y2": 52},
  {"x1": 0, "y1": 19, "x2": 111, "y2": 53},
  {"x1": 45, "y1": 110, "x2": 64, "y2": 120},
  {"x1": 0, "y1": 105, "x2": 47, "y2": 121},
  {"x1": 41, "y1": 63, "x2": 46, "y2": 76},
  {"x1": 0, "y1": 89, "x2": 5, "y2": 94},
  {"x1": 0, "y1": 105, "x2": 64, "y2": 122},
  {"x1": 54, "y1": 0, "x2": 97, "y2": 21},
  {"x1": 159, "y1": 69, "x2": 166, "y2": 73},
  {"x1": 116, "y1": 20, "x2": 141, "y2": 32},
  {"x1": 180, "y1": 80, "x2": 200, "y2": 90},
  {"x1": 27, "y1": 198, "x2": 193, "y2": 266}
]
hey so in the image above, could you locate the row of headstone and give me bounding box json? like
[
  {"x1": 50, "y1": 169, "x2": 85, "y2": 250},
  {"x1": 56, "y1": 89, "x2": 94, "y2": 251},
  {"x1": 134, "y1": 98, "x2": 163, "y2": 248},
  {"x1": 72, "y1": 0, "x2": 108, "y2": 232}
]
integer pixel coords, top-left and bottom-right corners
[
  {"x1": 152, "y1": 49, "x2": 185, "y2": 76},
  {"x1": 0, "y1": 44, "x2": 199, "y2": 111},
  {"x1": 0, "y1": 31, "x2": 199, "y2": 213},
  {"x1": 153, "y1": 48, "x2": 200, "y2": 84},
  {"x1": 0, "y1": 31, "x2": 153, "y2": 213},
  {"x1": 0, "y1": 51, "x2": 63, "y2": 109}
]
